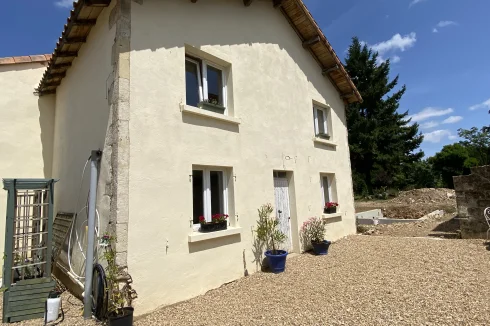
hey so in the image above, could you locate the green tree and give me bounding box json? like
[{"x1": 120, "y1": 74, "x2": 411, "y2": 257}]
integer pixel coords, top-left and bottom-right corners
[
  {"x1": 429, "y1": 143, "x2": 476, "y2": 188},
  {"x1": 457, "y1": 127, "x2": 490, "y2": 165},
  {"x1": 344, "y1": 37, "x2": 424, "y2": 194}
]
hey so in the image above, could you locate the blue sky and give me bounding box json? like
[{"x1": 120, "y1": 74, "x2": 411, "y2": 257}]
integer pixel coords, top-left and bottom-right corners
[{"x1": 1, "y1": 0, "x2": 489, "y2": 157}]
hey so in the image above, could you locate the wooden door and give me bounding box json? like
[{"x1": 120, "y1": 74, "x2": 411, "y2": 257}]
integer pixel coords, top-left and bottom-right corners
[{"x1": 274, "y1": 177, "x2": 291, "y2": 252}]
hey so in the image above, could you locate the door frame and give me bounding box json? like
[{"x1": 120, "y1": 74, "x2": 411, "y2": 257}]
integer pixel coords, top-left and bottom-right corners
[{"x1": 272, "y1": 170, "x2": 298, "y2": 253}]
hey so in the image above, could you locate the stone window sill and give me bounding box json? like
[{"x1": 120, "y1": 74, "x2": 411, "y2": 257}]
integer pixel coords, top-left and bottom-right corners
[
  {"x1": 188, "y1": 227, "x2": 242, "y2": 243},
  {"x1": 181, "y1": 104, "x2": 241, "y2": 125},
  {"x1": 313, "y1": 137, "x2": 337, "y2": 147},
  {"x1": 322, "y1": 213, "x2": 342, "y2": 220}
]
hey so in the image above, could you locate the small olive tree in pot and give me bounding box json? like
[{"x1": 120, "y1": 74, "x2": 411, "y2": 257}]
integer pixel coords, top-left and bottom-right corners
[{"x1": 255, "y1": 204, "x2": 288, "y2": 273}]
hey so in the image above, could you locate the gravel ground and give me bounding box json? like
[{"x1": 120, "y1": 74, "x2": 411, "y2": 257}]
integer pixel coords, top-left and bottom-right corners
[{"x1": 4, "y1": 236, "x2": 490, "y2": 325}]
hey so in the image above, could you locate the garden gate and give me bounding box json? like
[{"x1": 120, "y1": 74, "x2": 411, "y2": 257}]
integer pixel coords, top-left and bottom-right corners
[{"x1": 2, "y1": 179, "x2": 57, "y2": 323}]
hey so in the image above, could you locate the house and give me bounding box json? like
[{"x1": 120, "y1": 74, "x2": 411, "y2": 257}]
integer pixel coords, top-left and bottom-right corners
[{"x1": 0, "y1": 0, "x2": 361, "y2": 315}]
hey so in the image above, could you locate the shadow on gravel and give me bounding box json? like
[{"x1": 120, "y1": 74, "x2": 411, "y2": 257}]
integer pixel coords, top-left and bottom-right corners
[
  {"x1": 432, "y1": 216, "x2": 460, "y2": 233},
  {"x1": 484, "y1": 242, "x2": 490, "y2": 251}
]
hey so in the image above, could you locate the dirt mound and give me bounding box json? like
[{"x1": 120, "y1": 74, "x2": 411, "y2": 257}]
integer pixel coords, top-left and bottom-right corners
[
  {"x1": 388, "y1": 188, "x2": 456, "y2": 205},
  {"x1": 356, "y1": 188, "x2": 457, "y2": 219}
]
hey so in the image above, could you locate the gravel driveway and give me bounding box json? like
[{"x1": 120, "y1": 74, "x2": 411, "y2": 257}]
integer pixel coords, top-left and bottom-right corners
[{"x1": 4, "y1": 236, "x2": 490, "y2": 325}]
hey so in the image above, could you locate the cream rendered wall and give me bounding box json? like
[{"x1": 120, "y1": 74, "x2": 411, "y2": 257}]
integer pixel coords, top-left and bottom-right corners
[
  {"x1": 129, "y1": 0, "x2": 355, "y2": 314},
  {"x1": 51, "y1": 3, "x2": 115, "y2": 275},
  {"x1": 0, "y1": 63, "x2": 54, "y2": 267}
]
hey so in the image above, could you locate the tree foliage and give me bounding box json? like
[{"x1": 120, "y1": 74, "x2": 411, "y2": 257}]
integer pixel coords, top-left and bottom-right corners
[{"x1": 344, "y1": 37, "x2": 424, "y2": 194}]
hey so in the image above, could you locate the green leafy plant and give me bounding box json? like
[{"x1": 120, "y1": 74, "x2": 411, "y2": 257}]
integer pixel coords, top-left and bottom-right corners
[
  {"x1": 301, "y1": 217, "x2": 327, "y2": 244},
  {"x1": 254, "y1": 204, "x2": 286, "y2": 255},
  {"x1": 102, "y1": 234, "x2": 137, "y2": 317}
]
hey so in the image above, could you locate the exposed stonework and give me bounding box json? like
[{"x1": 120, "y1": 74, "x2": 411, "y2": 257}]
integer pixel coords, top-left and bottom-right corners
[
  {"x1": 103, "y1": 0, "x2": 131, "y2": 268},
  {"x1": 453, "y1": 165, "x2": 490, "y2": 238}
]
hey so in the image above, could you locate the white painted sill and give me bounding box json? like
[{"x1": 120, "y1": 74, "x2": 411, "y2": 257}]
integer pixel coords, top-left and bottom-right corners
[
  {"x1": 181, "y1": 104, "x2": 241, "y2": 125},
  {"x1": 313, "y1": 137, "x2": 337, "y2": 147},
  {"x1": 322, "y1": 213, "x2": 342, "y2": 220},
  {"x1": 188, "y1": 226, "x2": 242, "y2": 243}
]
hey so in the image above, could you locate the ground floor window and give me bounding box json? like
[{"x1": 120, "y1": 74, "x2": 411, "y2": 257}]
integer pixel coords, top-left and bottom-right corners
[
  {"x1": 321, "y1": 174, "x2": 337, "y2": 208},
  {"x1": 192, "y1": 167, "x2": 229, "y2": 227}
]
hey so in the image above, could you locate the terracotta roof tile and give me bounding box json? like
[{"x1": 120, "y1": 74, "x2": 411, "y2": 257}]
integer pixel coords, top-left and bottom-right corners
[{"x1": 0, "y1": 54, "x2": 51, "y2": 66}]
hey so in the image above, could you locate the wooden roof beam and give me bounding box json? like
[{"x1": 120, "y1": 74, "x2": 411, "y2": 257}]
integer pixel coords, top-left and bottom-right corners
[
  {"x1": 85, "y1": 0, "x2": 111, "y2": 6},
  {"x1": 46, "y1": 72, "x2": 66, "y2": 79},
  {"x1": 62, "y1": 37, "x2": 87, "y2": 44},
  {"x1": 44, "y1": 81, "x2": 61, "y2": 87},
  {"x1": 244, "y1": 0, "x2": 254, "y2": 6},
  {"x1": 302, "y1": 35, "x2": 321, "y2": 48},
  {"x1": 72, "y1": 19, "x2": 97, "y2": 26},
  {"x1": 55, "y1": 51, "x2": 78, "y2": 58},
  {"x1": 273, "y1": 0, "x2": 285, "y2": 8},
  {"x1": 322, "y1": 64, "x2": 339, "y2": 76},
  {"x1": 52, "y1": 62, "x2": 72, "y2": 69},
  {"x1": 191, "y1": 0, "x2": 198, "y2": 2},
  {"x1": 36, "y1": 89, "x2": 57, "y2": 96},
  {"x1": 340, "y1": 91, "x2": 355, "y2": 99}
]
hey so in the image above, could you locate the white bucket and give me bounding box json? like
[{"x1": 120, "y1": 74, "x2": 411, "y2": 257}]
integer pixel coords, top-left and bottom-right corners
[{"x1": 45, "y1": 297, "x2": 61, "y2": 323}]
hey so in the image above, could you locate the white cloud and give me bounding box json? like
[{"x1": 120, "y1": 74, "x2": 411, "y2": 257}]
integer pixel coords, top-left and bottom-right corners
[
  {"x1": 437, "y1": 21, "x2": 457, "y2": 28},
  {"x1": 371, "y1": 33, "x2": 417, "y2": 56},
  {"x1": 54, "y1": 0, "x2": 75, "y2": 8},
  {"x1": 442, "y1": 116, "x2": 463, "y2": 124},
  {"x1": 432, "y1": 21, "x2": 458, "y2": 33},
  {"x1": 424, "y1": 130, "x2": 452, "y2": 143},
  {"x1": 448, "y1": 135, "x2": 458, "y2": 140},
  {"x1": 368, "y1": 33, "x2": 416, "y2": 65},
  {"x1": 409, "y1": 0, "x2": 428, "y2": 8},
  {"x1": 409, "y1": 107, "x2": 454, "y2": 122},
  {"x1": 469, "y1": 98, "x2": 490, "y2": 111},
  {"x1": 420, "y1": 121, "x2": 439, "y2": 129}
]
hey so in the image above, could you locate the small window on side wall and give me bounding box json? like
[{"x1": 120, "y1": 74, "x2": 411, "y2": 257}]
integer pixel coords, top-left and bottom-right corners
[
  {"x1": 185, "y1": 55, "x2": 227, "y2": 115},
  {"x1": 321, "y1": 174, "x2": 338, "y2": 214},
  {"x1": 313, "y1": 105, "x2": 330, "y2": 139}
]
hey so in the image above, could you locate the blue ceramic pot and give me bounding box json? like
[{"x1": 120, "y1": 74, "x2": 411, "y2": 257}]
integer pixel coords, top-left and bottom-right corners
[
  {"x1": 264, "y1": 250, "x2": 288, "y2": 273},
  {"x1": 311, "y1": 240, "x2": 331, "y2": 255}
]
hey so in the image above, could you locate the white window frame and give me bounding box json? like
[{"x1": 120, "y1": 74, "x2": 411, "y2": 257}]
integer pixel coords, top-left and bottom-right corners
[
  {"x1": 313, "y1": 105, "x2": 329, "y2": 137},
  {"x1": 185, "y1": 58, "x2": 204, "y2": 103},
  {"x1": 185, "y1": 56, "x2": 228, "y2": 113},
  {"x1": 193, "y1": 167, "x2": 229, "y2": 231},
  {"x1": 321, "y1": 175, "x2": 333, "y2": 207}
]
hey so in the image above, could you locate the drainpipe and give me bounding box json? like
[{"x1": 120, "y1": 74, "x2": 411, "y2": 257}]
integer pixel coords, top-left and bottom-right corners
[{"x1": 83, "y1": 150, "x2": 101, "y2": 319}]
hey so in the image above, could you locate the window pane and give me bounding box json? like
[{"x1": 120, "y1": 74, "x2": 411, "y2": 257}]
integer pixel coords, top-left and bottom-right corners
[
  {"x1": 323, "y1": 176, "x2": 330, "y2": 204},
  {"x1": 207, "y1": 65, "x2": 223, "y2": 106},
  {"x1": 317, "y1": 108, "x2": 325, "y2": 134},
  {"x1": 192, "y1": 170, "x2": 204, "y2": 224},
  {"x1": 186, "y1": 60, "x2": 201, "y2": 107},
  {"x1": 210, "y1": 171, "x2": 224, "y2": 215}
]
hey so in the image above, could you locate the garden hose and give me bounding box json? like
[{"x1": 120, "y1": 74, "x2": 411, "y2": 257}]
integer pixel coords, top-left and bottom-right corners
[{"x1": 92, "y1": 263, "x2": 108, "y2": 321}]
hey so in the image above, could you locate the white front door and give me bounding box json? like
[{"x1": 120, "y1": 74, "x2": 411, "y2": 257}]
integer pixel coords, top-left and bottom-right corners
[{"x1": 274, "y1": 176, "x2": 292, "y2": 252}]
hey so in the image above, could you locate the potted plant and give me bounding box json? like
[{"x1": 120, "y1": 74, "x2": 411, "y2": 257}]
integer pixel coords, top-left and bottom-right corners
[
  {"x1": 255, "y1": 204, "x2": 288, "y2": 273},
  {"x1": 324, "y1": 202, "x2": 339, "y2": 214},
  {"x1": 198, "y1": 98, "x2": 226, "y2": 114},
  {"x1": 102, "y1": 234, "x2": 137, "y2": 326},
  {"x1": 199, "y1": 214, "x2": 228, "y2": 232},
  {"x1": 301, "y1": 217, "x2": 331, "y2": 255}
]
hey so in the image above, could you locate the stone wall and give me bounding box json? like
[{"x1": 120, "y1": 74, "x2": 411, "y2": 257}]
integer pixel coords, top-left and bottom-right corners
[{"x1": 453, "y1": 165, "x2": 490, "y2": 238}]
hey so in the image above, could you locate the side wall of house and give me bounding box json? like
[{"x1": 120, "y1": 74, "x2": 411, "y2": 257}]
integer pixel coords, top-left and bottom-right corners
[
  {"x1": 0, "y1": 63, "x2": 54, "y2": 268},
  {"x1": 129, "y1": 0, "x2": 355, "y2": 314},
  {"x1": 51, "y1": 3, "x2": 115, "y2": 277}
]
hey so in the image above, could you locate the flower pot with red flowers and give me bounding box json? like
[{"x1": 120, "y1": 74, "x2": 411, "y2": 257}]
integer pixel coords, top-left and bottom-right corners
[
  {"x1": 300, "y1": 217, "x2": 331, "y2": 255},
  {"x1": 199, "y1": 214, "x2": 228, "y2": 232},
  {"x1": 324, "y1": 202, "x2": 339, "y2": 214}
]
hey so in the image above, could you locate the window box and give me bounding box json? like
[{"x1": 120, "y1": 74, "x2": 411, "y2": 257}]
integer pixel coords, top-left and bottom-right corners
[
  {"x1": 200, "y1": 221, "x2": 227, "y2": 233},
  {"x1": 324, "y1": 206, "x2": 337, "y2": 214},
  {"x1": 198, "y1": 101, "x2": 226, "y2": 114}
]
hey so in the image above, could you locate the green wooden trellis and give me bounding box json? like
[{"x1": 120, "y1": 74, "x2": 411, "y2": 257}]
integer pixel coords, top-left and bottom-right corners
[{"x1": 2, "y1": 179, "x2": 57, "y2": 323}]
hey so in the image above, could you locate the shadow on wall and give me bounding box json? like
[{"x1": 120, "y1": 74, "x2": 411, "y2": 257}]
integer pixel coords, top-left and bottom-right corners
[
  {"x1": 131, "y1": 0, "x2": 347, "y2": 129},
  {"x1": 38, "y1": 95, "x2": 55, "y2": 178}
]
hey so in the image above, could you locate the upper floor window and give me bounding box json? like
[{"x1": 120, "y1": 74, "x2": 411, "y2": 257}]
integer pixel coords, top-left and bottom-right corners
[
  {"x1": 185, "y1": 55, "x2": 227, "y2": 114},
  {"x1": 313, "y1": 104, "x2": 331, "y2": 139}
]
